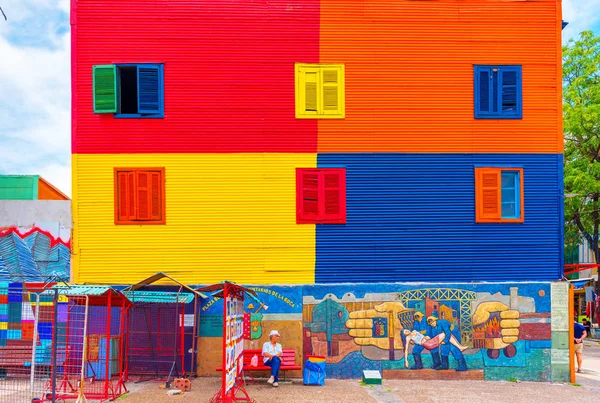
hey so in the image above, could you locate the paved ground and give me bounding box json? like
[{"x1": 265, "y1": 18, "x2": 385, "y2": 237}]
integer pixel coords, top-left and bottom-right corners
[
  {"x1": 115, "y1": 339, "x2": 600, "y2": 403},
  {"x1": 575, "y1": 337, "x2": 600, "y2": 392}
]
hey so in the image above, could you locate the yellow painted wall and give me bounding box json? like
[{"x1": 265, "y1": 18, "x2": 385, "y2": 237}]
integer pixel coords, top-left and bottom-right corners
[{"x1": 72, "y1": 153, "x2": 316, "y2": 285}]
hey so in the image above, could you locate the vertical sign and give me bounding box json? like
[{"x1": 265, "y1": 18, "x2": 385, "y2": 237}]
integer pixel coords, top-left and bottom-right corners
[{"x1": 223, "y1": 284, "x2": 245, "y2": 397}]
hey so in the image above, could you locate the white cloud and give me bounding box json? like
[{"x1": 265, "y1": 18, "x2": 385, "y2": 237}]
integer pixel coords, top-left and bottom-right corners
[
  {"x1": 0, "y1": 0, "x2": 71, "y2": 197},
  {"x1": 562, "y1": 0, "x2": 600, "y2": 43}
]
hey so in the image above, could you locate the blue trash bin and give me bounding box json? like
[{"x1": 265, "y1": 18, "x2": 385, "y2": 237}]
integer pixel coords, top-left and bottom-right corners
[{"x1": 303, "y1": 359, "x2": 326, "y2": 386}]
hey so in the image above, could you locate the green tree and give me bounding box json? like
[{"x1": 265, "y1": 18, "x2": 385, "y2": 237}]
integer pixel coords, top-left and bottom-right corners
[{"x1": 563, "y1": 31, "x2": 600, "y2": 265}]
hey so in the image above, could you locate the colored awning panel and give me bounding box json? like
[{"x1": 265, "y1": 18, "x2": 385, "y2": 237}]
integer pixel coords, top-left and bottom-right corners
[
  {"x1": 122, "y1": 290, "x2": 194, "y2": 304},
  {"x1": 125, "y1": 272, "x2": 208, "y2": 298},
  {"x1": 45, "y1": 285, "x2": 133, "y2": 306}
]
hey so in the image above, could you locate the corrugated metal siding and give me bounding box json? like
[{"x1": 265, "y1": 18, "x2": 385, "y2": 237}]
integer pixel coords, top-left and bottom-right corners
[
  {"x1": 73, "y1": 0, "x2": 319, "y2": 154},
  {"x1": 315, "y1": 153, "x2": 562, "y2": 283},
  {"x1": 318, "y1": 0, "x2": 562, "y2": 153},
  {"x1": 0, "y1": 176, "x2": 39, "y2": 200},
  {"x1": 72, "y1": 153, "x2": 316, "y2": 285}
]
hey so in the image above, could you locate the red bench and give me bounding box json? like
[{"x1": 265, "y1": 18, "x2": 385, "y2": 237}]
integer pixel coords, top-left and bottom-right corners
[
  {"x1": 216, "y1": 348, "x2": 301, "y2": 382},
  {"x1": 0, "y1": 345, "x2": 34, "y2": 375}
]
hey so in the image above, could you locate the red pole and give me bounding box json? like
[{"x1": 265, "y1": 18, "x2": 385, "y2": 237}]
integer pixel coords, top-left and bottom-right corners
[
  {"x1": 180, "y1": 302, "x2": 185, "y2": 375},
  {"x1": 222, "y1": 283, "x2": 228, "y2": 402},
  {"x1": 124, "y1": 306, "x2": 129, "y2": 381},
  {"x1": 105, "y1": 289, "x2": 113, "y2": 399},
  {"x1": 118, "y1": 299, "x2": 126, "y2": 393}
]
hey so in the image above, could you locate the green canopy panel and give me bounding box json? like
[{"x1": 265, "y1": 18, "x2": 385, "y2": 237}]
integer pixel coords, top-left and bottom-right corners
[{"x1": 122, "y1": 290, "x2": 195, "y2": 304}]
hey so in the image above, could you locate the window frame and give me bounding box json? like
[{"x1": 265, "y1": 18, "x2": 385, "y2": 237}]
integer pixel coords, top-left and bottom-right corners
[
  {"x1": 114, "y1": 64, "x2": 165, "y2": 119},
  {"x1": 474, "y1": 65, "x2": 522, "y2": 120},
  {"x1": 475, "y1": 167, "x2": 524, "y2": 223},
  {"x1": 114, "y1": 167, "x2": 166, "y2": 225},
  {"x1": 296, "y1": 168, "x2": 346, "y2": 224},
  {"x1": 295, "y1": 63, "x2": 345, "y2": 119}
]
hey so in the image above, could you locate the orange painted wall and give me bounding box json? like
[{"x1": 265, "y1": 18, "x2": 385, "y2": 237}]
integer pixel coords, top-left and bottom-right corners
[
  {"x1": 38, "y1": 178, "x2": 69, "y2": 200},
  {"x1": 318, "y1": 0, "x2": 562, "y2": 154}
]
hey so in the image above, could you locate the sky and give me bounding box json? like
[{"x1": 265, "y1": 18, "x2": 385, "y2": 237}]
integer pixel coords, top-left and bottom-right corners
[{"x1": 0, "y1": 1, "x2": 599, "y2": 198}]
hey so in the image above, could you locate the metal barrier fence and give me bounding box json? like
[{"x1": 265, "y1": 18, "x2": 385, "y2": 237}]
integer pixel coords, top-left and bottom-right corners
[
  {"x1": 0, "y1": 284, "x2": 129, "y2": 403},
  {"x1": 0, "y1": 284, "x2": 58, "y2": 403},
  {"x1": 123, "y1": 291, "x2": 192, "y2": 383}
]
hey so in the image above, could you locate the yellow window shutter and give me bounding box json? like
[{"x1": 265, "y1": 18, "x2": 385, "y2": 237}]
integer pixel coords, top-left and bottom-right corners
[
  {"x1": 475, "y1": 168, "x2": 501, "y2": 222},
  {"x1": 322, "y1": 69, "x2": 339, "y2": 113},
  {"x1": 295, "y1": 63, "x2": 344, "y2": 119},
  {"x1": 305, "y1": 71, "x2": 318, "y2": 112}
]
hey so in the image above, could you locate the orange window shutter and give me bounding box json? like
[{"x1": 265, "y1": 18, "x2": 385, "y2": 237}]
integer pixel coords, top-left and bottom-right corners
[
  {"x1": 136, "y1": 171, "x2": 151, "y2": 221},
  {"x1": 150, "y1": 171, "x2": 162, "y2": 220},
  {"x1": 476, "y1": 168, "x2": 501, "y2": 222},
  {"x1": 117, "y1": 172, "x2": 135, "y2": 222},
  {"x1": 127, "y1": 172, "x2": 135, "y2": 220}
]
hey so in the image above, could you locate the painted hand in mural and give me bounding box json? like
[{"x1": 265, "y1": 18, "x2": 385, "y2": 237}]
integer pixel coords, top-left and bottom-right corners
[
  {"x1": 345, "y1": 302, "x2": 406, "y2": 350},
  {"x1": 472, "y1": 301, "x2": 520, "y2": 345}
]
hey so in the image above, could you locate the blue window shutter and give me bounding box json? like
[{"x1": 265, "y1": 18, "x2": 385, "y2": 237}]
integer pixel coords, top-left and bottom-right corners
[
  {"x1": 137, "y1": 64, "x2": 162, "y2": 114},
  {"x1": 475, "y1": 65, "x2": 522, "y2": 119},
  {"x1": 478, "y1": 68, "x2": 490, "y2": 113},
  {"x1": 500, "y1": 66, "x2": 522, "y2": 118}
]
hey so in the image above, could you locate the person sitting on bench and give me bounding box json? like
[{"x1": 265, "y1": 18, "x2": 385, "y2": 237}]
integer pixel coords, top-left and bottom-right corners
[{"x1": 262, "y1": 330, "x2": 283, "y2": 387}]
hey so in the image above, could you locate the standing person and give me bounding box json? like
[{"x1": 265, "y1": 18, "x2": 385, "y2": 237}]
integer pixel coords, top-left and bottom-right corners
[
  {"x1": 574, "y1": 319, "x2": 587, "y2": 373},
  {"x1": 262, "y1": 330, "x2": 283, "y2": 387},
  {"x1": 583, "y1": 318, "x2": 592, "y2": 338}
]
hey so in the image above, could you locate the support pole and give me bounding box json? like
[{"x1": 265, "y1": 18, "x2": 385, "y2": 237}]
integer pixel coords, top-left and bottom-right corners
[{"x1": 52, "y1": 289, "x2": 58, "y2": 403}]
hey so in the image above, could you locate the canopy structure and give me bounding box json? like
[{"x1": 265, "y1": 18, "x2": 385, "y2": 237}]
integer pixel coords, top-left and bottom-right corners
[
  {"x1": 48, "y1": 284, "x2": 132, "y2": 306},
  {"x1": 197, "y1": 281, "x2": 257, "y2": 299},
  {"x1": 124, "y1": 272, "x2": 207, "y2": 298},
  {"x1": 122, "y1": 290, "x2": 195, "y2": 304},
  {"x1": 122, "y1": 273, "x2": 204, "y2": 383}
]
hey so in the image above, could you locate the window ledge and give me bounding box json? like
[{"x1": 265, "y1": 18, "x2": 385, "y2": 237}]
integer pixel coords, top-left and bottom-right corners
[{"x1": 114, "y1": 113, "x2": 164, "y2": 119}]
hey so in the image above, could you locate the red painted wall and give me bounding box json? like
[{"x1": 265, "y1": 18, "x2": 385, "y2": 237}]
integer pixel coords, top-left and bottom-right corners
[{"x1": 72, "y1": 0, "x2": 320, "y2": 154}]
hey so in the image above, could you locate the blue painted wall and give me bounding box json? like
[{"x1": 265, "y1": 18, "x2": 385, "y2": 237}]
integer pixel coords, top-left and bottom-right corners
[{"x1": 316, "y1": 154, "x2": 563, "y2": 283}]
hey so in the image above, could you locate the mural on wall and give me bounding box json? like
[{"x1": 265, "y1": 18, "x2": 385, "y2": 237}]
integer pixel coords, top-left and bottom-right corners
[
  {"x1": 303, "y1": 283, "x2": 567, "y2": 381},
  {"x1": 0, "y1": 225, "x2": 71, "y2": 282},
  {"x1": 200, "y1": 285, "x2": 302, "y2": 338}
]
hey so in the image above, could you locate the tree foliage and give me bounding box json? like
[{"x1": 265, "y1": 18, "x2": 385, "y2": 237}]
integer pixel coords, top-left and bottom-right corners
[{"x1": 563, "y1": 31, "x2": 600, "y2": 255}]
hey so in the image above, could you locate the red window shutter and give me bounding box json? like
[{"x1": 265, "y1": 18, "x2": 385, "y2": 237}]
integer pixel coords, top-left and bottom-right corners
[
  {"x1": 136, "y1": 171, "x2": 151, "y2": 221},
  {"x1": 321, "y1": 169, "x2": 346, "y2": 223},
  {"x1": 297, "y1": 169, "x2": 320, "y2": 223},
  {"x1": 117, "y1": 171, "x2": 135, "y2": 221},
  {"x1": 150, "y1": 171, "x2": 162, "y2": 220},
  {"x1": 476, "y1": 168, "x2": 501, "y2": 222},
  {"x1": 297, "y1": 168, "x2": 346, "y2": 224}
]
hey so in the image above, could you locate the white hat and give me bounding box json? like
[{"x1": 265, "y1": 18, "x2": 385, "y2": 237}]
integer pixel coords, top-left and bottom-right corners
[{"x1": 269, "y1": 330, "x2": 280, "y2": 337}]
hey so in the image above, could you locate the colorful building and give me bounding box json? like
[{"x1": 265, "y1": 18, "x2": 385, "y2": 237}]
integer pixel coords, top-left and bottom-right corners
[
  {"x1": 0, "y1": 175, "x2": 71, "y2": 282},
  {"x1": 71, "y1": 0, "x2": 570, "y2": 381}
]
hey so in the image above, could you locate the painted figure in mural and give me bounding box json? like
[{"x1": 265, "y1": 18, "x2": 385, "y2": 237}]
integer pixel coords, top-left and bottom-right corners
[
  {"x1": 406, "y1": 312, "x2": 433, "y2": 370},
  {"x1": 403, "y1": 327, "x2": 468, "y2": 369},
  {"x1": 427, "y1": 317, "x2": 467, "y2": 371},
  {"x1": 574, "y1": 319, "x2": 587, "y2": 373},
  {"x1": 262, "y1": 329, "x2": 283, "y2": 387}
]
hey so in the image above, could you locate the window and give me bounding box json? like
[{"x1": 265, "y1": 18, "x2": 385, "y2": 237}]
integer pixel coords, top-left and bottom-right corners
[
  {"x1": 93, "y1": 64, "x2": 164, "y2": 118},
  {"x1": 114, "y1": 168, "x2": 165, "y2": 224},
  {"x1": 296, "y1": 168, "x2": 346, "y2": 224},
  {"x1": 475, "y1": 167, "x2": 524, "y2": 223},
  {"x1": 295, "y1": 63, "x2": 345, "y2": 119},
  {"x1": 474, "y1": 65, "x2": 522, "y2": 119}
]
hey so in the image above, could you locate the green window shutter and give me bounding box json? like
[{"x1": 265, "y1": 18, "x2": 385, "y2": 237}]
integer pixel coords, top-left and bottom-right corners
[{"x1": 93, "y1": 65, "x2": 117, "y2": 113}]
